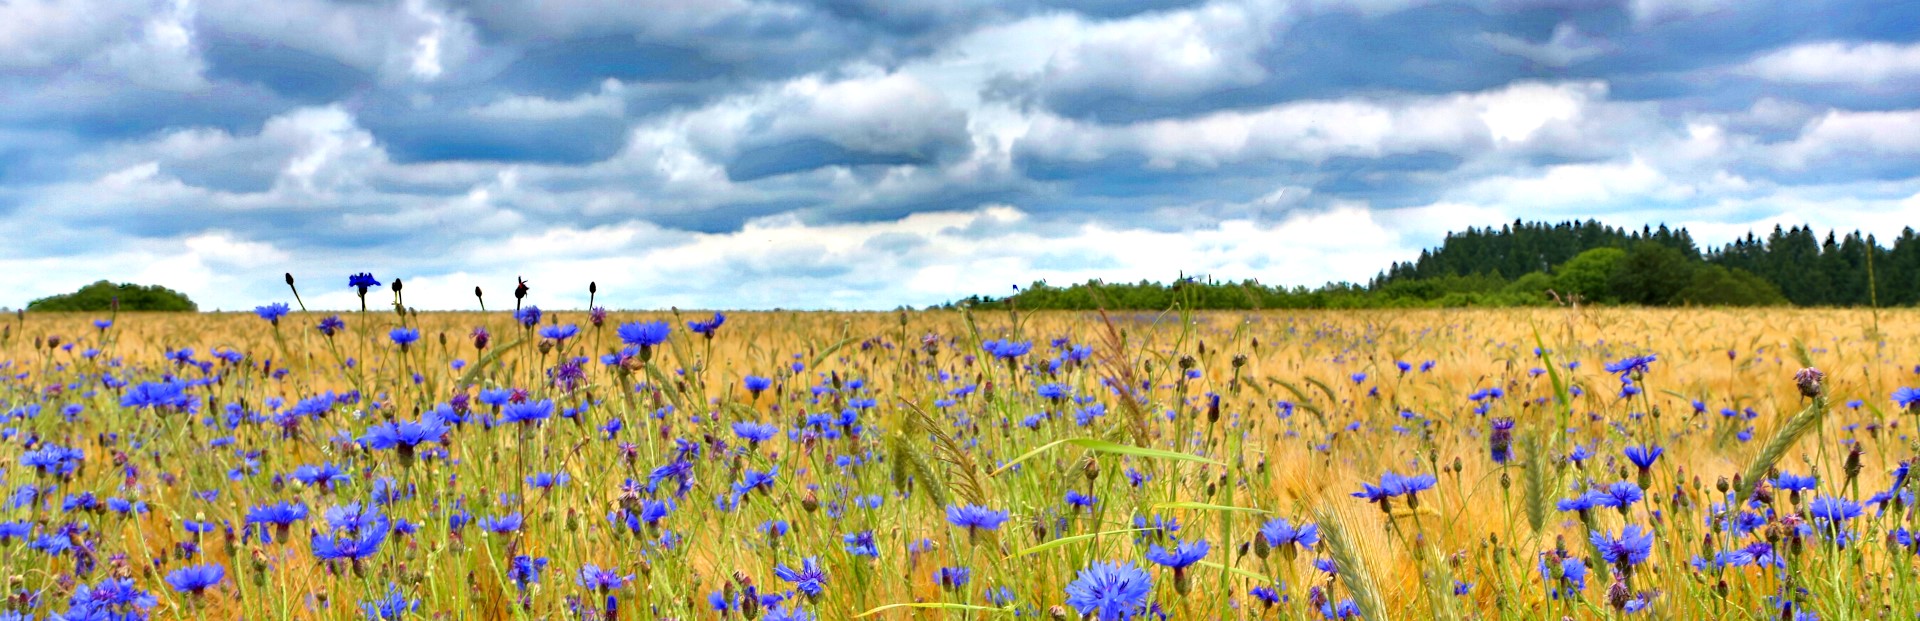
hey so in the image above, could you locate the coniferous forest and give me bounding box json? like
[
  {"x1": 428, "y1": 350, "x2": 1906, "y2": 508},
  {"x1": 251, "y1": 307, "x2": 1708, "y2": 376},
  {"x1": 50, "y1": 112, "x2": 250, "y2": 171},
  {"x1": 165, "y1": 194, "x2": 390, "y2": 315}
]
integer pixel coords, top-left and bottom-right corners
[{"x1": 952, "y1": 220, "x2": 1918, "y2": 310}]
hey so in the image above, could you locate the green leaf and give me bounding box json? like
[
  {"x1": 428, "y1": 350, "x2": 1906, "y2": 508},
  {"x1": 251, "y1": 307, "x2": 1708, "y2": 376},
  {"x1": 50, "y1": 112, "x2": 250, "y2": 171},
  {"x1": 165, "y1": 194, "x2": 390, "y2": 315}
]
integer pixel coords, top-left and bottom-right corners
[{"x1": 990, "y1": 438, "x2": 1220, "y2": 477}]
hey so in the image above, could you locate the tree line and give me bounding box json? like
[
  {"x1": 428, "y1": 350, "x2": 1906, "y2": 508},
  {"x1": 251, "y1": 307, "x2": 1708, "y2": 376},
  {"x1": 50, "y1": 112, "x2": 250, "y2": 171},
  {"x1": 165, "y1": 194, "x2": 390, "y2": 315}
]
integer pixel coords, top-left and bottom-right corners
[{"x1": 950, "y1": 220, "x2": 1917, "y2": 310}]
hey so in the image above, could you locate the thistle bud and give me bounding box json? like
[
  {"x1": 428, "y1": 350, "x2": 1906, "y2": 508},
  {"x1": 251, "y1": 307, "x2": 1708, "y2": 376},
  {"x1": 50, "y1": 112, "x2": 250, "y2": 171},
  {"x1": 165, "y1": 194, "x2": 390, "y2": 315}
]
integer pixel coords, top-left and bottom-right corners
[
  {"x1": 1793, "y1": 367, "x2": 1825, "y2": 399},
  {"x1": 1845, "y1": 444, "x2": 1865, "y2": 486}
]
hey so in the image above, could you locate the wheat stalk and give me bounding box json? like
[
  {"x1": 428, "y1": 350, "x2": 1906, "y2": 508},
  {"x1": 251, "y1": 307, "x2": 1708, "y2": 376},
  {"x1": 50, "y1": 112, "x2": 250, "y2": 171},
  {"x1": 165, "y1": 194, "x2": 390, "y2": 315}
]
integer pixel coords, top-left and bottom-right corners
[
  {"x1": 1736, "y1": 395, "x2": 1827, "y2": 503},
  {"x1": 1316, "y1": 504, "x2": 1391, "y2": 620}
]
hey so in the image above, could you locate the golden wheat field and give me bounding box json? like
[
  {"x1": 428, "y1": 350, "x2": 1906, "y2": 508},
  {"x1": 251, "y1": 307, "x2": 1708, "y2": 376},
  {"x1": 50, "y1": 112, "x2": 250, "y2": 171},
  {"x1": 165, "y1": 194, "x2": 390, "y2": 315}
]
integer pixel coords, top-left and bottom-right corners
[{"x1": 1, "y1": 306, "x2": 1915, "y2": 620}]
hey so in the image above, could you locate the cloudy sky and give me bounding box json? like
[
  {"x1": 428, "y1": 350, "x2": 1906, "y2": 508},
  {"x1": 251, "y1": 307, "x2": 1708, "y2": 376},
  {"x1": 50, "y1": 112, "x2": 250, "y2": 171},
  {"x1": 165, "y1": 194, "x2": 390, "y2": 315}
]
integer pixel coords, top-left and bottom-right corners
[{"x1": 2, "y1": 0, "x2": 1916, "y2": 311}]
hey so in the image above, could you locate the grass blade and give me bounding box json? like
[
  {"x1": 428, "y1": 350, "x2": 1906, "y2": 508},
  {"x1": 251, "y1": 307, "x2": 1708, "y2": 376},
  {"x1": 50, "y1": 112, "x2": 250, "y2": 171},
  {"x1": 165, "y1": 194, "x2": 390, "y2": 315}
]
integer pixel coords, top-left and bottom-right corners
[
  {"x1": 990, "y1": 438, "x2": 1220, "y2": 477},
  {"x1": 1152, "y1": 501, "x2": 1271, "y2": 515},
  {"x1": 855, "y1": 603, "x2": 1014, "y2": 618},
  {"x1": 1009, "y1": 528, "x2": 1153, "y2": 558}
]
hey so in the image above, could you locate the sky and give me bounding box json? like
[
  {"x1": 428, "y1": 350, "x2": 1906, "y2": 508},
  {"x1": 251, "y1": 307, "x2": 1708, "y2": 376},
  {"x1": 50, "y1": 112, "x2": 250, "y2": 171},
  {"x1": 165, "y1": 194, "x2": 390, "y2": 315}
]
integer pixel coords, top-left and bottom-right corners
[{"x1": 2, "y1": 0, "x2": 1917, "y2": 311}]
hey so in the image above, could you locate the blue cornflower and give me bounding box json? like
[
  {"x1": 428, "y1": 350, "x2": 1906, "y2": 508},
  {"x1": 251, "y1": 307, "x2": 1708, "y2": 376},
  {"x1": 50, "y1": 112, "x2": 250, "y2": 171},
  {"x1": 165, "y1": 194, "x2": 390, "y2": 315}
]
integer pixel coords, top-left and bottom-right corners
[
  {"x1": 255, "y1": 303, "x2": 291, "y2": 324},
  {"x1": 1145, "y1": 538, "x2": 1210, "y2": 570},
  {"x1": 361, "y1": 584, "x2": 418, "y2": 620},
  {"x1": 501, "y1": 399, "x2": 554, "y2": 425},
  {"x1": 1587, "y1": 481, "x2": 1644, "y2": 510},
  {"x1": 843, "y1": 530, "x2": 879, "y2": 557},
  {"x1": 1065, "y1": 490, "x2": 1098, "y2": 511},
  {"x1": 946, "y1": 504, "x2": 1010, "y2": 534},
  {"x1": 1730, "y1": 542, "x2": 1784, "y2": 569},
  {"x1": 618, "y1": 321, "x2": 671, "y2": 347},
  {"x1": 933, "y1": 566, "x2": 972, "y2": 591},
  {"x1": 1604, "y1": 354, "x2": 1656, "y2": 379},
  {"x1": 1590, "y1": 525, "x2": 1653, "y2": 568},
  {"x1": 21, "y1": 444, "x2": 83, "y2": 477},
  {"x1": 323, "y1": 503, "x2": 382, "y2": 532},
  {"x1": 637, "y1": 499, "x2": 672, "y2": 525},
  {"x1": 122, "y1": 380, "x2": 194, "y2": 411},
  {"x1": 508, "y1": 555, "x2": 549, "y2": 590},
  {"x1": 60, "y1": 578, "x2": 157, "y2": 620},
  {"x1": 647, "y1": 461, "x2": 695, "y2": 497},
  {"x1": 1258, "y1": 518, "x2": 1319, "y2": 555},
  {"x1": 1489, "y1": 417, "x2": 1515, "y2": 464},
  {"x1": 1808, "y1": 496, "x2": 1862, "y2": 522},
  {"x1": 765, "y1": 604, "x2": 815, "y2": 621},
  {"x1": 734, "y1": 467, "x2": 779, "y2": 496},
  {"x1": 1893, "y1": 387, "x2": 1920, "y2": 411},
  {"x1": 316, "y1": 315, "x2": 346, "y2": 336},
  {"x1": 1771, "y1": 472, "x2": 1818, "y2": 492},
  {"x1": 577, "y1": 564, "x2": 632, "y2": 591},
  {"x1": 0, "y1": 521, "x2": 33, "y2": 543},
  {"x1": 733, "y1": 422, "x2": 779, "y2": 445},
  {"x1": 1539, "y1": 554, "x2": 1588, "y2": 599},
  {"x1": 360, "y1": 418, "x2": 449, "y2": 452},
  {"x1": 515, "y1": 305, "x2": 542, "y2": 328},
  {"x1": 478, "y1": 513, "x2": 524, "y2": 534},
  {"x1": 245, "y1": 501, "x2": 309, "y2": 535},
  {"x1": 1393, "y1": 472, "x2": 1438, "y2": 496},
  {"x1": 687, "y1": 312, "x2": 726, "y2": 336},
  {"x1": 293, "y1": 462, "x2": 349, "y2": 489},
  {"x1": 1353, "y1": 479, "x2": 1395, "y2": 509},
  {"x1": 477, "y1": 388, "x2": 513, "y2": 407},
  {"x1": 349, "y1": 272, "x2": 381, "y2": 293},
  {"x1": 774, "y1": 557, "x2": 828, "y2": 599},
  {"x1": 165, "y1": 564, "x2": 225, "y2": 594},
  {"x1": 310, "y1": 515, "x2": 390, "y2": 562},
  {"x1": 389, "y1": 328, "x2": 421, "y2": 348},
  {"x1": 982, "y1": 339, "x2": 1033, "y2": 360},
  {"x1": 538, "y1": 324, "x2": 579, "y2": 342},
  {"x1": 1063, "y1": 561, "x2": 1153, "y2": 621},
  {"x1": 1557, "y1": 494, "x2": 1596, "y2": 513},
  {"x1": 1624, "y1": 445, "x2": 1663, "y2": 471},
  {"x1": 527, "y1": 472, "x2": 570, "y2": 490},
  {"x1": 744, "y1": 375, "x2": 773, "y2": 395}
]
